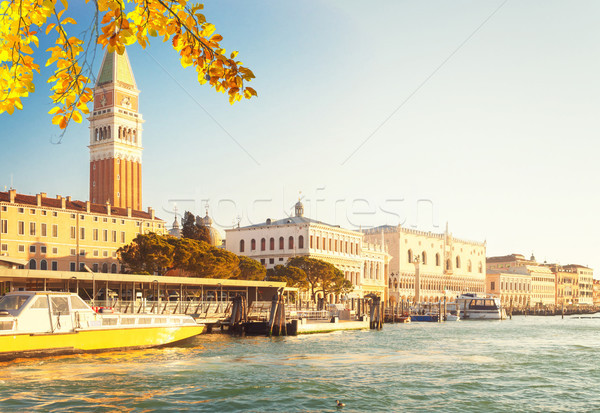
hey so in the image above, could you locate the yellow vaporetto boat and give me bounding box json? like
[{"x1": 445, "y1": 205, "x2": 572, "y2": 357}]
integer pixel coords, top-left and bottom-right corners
[{"x1": 0, "y1": 291, "x2": 205, "y2": 361}]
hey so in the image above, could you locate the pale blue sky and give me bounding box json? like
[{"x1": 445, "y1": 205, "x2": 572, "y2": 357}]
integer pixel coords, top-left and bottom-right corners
[{"x1": 2, "y1": 1, "x2": 599, "y2": 274}]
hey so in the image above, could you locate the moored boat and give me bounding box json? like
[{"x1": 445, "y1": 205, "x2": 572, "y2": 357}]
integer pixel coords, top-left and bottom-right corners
[
  {"x1": 455, "y1": 293, "x2": 506, "y2": 320},
  {"x1": 0, "y1": 291, "x2": 205, "y2": 361}
]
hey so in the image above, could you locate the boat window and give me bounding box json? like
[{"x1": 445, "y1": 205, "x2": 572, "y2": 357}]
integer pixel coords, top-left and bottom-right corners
[
  {"x1": 0, "y1": 295, "x2": 30, "y2": 311},
  {"x1": 0, "y1": 321, "x2": 14, "y2": 331},
  {"x1": 30, "y1": 296, "x2": 49, "y2": 309},
  {"x1": 70, "y1": 296, "x2": 90, "y2": 310},
  {"x1": 51, "y1": 297, "x2": 70, "y2": 315}
]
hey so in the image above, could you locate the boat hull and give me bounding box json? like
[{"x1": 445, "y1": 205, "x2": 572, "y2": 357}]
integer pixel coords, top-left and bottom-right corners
[{"x1": 0, "y1": 324, "x2": 205, "y2": 361}]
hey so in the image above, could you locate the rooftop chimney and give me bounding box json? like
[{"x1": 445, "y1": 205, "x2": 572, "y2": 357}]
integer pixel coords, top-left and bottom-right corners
[
  {"x1": 127, "y1": 207, "x2": 132, "y2": 218},
  {"x1": 66, "y1": 196, "x2": 72, "y2": 202},
  {"x1": 85, "y1": 201, "x2": 90, "y2": 213},
  {"x1": 148, "y1": 206, "x2": 155, "y2": 220},
  {"x1": 9, "y1": 189, "x2": 16, "y2": 203},
  {"x1": 36, "y1": 193, "x2": 42, "y2": 206},
  {"x1": 106, "y1": 201, "x2": 111, "y2": 216}
]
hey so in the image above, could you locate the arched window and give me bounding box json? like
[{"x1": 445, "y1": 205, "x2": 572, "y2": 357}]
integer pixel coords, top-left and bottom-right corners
[
  {"x1": 299, "y1": 235, "x2": 304, "y2": 249},
  {"x1": 408, "y1": 249, "x2": 413, "y2": 263},
  {"x1": 251, "y1": 239, "x2": 256, "y2": 251},
  {"x1": 102, "y1": 263, "x2": 108, "y2": 273},
  {"x1": 289, "y1": 236, "x2": 294, "y2": 249},
  {"x1": 111, "y1": 263, "x2": 117, "y2": 273},
  {"x1": 446, "y1": 259, "x2": 451, "y2": 271},
  {"x1": 345, "y1": 241, "x2": 348, "y2": 253},
  {"x1": 456, "y1": 256, "x2": 461, "y2": 269},
  {"x1": 478, "y1": 262, "x2": 483, "y2": 273},
  {"x1": 240, "y1": 239, "x2": 245, "y2": 252},
  {"x1": 269, "y1": 238, "x2": 275, "y2": 250},
  {"x1": 322, "y1": 237, "x2": 326, "y2": 250},
  {"x1": 40, "y1": 260, "x2": 47, "y2": 270},
  {"x1": 467, "y1": 260, "x2": 472, "y2": 272},
  {"x1": 261, "y1": 238, "x2": 266, "y2": 251},
  {"x1": 279, "y1": 237, "x2": 284, "y2": 250},
  {"x1": 435, "y1": 253, "x2": 440, "y2": 266},
  {"x1": 29, "y1": 259, "x2": 36, "y2": 270},
  {"x1": 422, "y1": 251, "x2": 427, "y2": 265}
]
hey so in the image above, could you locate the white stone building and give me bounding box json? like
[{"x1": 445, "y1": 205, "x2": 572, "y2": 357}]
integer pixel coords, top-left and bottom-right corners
[{"x1": 224, "y1": 201, "x2": 390, "y2": 301}]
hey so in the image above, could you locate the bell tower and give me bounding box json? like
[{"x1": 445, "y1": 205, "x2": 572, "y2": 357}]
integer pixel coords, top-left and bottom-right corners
[{"x1": 89, "y1": 48, "x2": 143, "y2": 210}]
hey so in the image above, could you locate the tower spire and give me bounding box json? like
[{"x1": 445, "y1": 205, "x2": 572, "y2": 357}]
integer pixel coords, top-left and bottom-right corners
[{"x1": 89, "y1": 48, "x2": 144, "y2": 210}]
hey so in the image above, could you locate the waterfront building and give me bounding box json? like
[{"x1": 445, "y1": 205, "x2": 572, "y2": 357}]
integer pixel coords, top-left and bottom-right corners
[
  {"x1": 547, "y1": 264, "x2": 579, "y2": 307},
  {"x1": 593, "y1": 280, "x2": 600, "y2": 307},
  {"x1": 0, "y1": 189, "x2": 165, "y2": 273},
  {"x1": 363, "y1": 224, "x2": 486, "y2": 303},
  {"x1": 89, "y1": 48, "x2": 143, "y2": 210},
  {"x1": 224, "y1": 200, "x2": 390, "y2": 301},
  {"x1": 485, "y1": 270, "x2": 531, "y2": 308},
  {"x1": 562, "y1": 264, "x2": 593, "y2": 306}
]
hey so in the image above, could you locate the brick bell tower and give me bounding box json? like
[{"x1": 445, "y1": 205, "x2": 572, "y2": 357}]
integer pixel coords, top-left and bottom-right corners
[{"x1": 89, "y1": 48, "x2": 143, "y2": 210}]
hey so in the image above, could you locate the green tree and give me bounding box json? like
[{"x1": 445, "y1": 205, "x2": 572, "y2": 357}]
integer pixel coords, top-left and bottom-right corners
[
  {"x1": 234, "y1": 256, "x2": 266, "y2": 281},
  {"x1": 181, "y1": 211, "x2": 210, "y2": 243},
  {"x1": 287, "y1": 256, "x2": 353, "y2": 302},
  {"x1": 117, "y1": 232, "x2": 174, "y2": 274},
  {"x1": 266, "y1": 264, "x2": 307, "y2": 289}
]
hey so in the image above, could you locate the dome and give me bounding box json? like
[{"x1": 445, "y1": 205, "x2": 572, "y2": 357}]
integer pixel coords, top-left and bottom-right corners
[
  {"x1": 207, "y1": 226, "x2": 223, "y2": 247},
  {"x1": 203, "y1": 213, "x2": 213, "y2": 226},
  {"x1": 294, "y1": 200, "x2": 304, "y2": 217}
]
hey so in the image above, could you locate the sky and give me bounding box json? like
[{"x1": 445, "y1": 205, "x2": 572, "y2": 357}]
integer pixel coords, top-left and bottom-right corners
[{"x1": 2, "y1": 0, "x2": 599, "y2": 275}]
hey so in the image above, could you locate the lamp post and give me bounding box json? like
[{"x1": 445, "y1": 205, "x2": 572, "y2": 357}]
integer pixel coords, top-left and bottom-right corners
[
  {"x1": 83, "y1": 264, "x2": 95, "y2": 306},
  {"x1": 152, "y1": 280, "x2": 158, "y2": 314}
]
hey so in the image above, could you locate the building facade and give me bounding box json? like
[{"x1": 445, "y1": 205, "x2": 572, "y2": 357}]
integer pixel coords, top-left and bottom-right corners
[
  {"x1": 224, "y1": 201, "x2": 389, "y2": 300},
  {"x1": 0, "y1": 190, "x2": 165, "y2": 273},
  {"x1": 364, "y1": 224, "x2": 486, "y2": 303},
  {"x1": 563, "y1": 265, "x2": 594, "y2": 306},
  {"x1": 486, "y1": 271, "x2": 531, "y2": 308},
  {"x1": 89, "y1": 49, "x2": 144, "y2": 210}
]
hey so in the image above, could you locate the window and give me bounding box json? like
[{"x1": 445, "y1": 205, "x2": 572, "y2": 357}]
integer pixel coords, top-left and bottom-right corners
[
  {"x1": 30, "y1": 209, "x2": 35, "y2": 215},
  {"x1": 41, "y1": 223, "x2": 47, "y2": 237},
  {"x1": 93, "y1": 229, "x2": 99, "y2": 241},
  {"x1": 260, "y1": 238, "x2": 266, "y2": 251},
  {"x1": 70, "y1": 249, "x2": 76, "y2": 256},
  {"x1": 51, "y1": 261, "x2": 58, "y2": 271},
  {"x1": 41, "y1": 210, "x2": 46, "y2": 216},
  {"x1": 478, "y1": 262, "x2": 483, "y2": 273},
  {"x1": 112, "y1": 230, "x2": 117, "y2": 242},
  {"x1": 93, "y1": 263, "x2": 99, "y2": 272},
  {"x1": 52, "y1": 211, "x2": 57, "y2": 217},
  {"x1": 29, "y1": 245, "x2": 36, "y2": 253},
  {"x1": 269, "y1": 258, "x2": 274, "y2": 264},
  {"x1": 40, "y1": 260, "x2": 47, "y2": 270},
  {"x1": 408, "y1": 250, "x2": 413, "y2": 263},
  {"x1": 112, "y1": 219, "x2": 116, "y2": 224},
  {"x1": 329, "y1": 239, "x2": 332, "y2": 251},
  {"x1": 52, "y1": 224, "x2": 58, "y2": 237},
  {"x1": 111, "y1": 264, "x2": 117, "y2": 274},
  {"x1": 103, "y1": 250, "x2": 108, "y2": 257},
  {"x1": 0, "y1": 206, "x2": 5, "y2": 211},
  {"x1": 1, "y1": 244, "x2": 7, "y2": 251},
  {"x1": 80, "y1": 215, "x2": 85, "y2": 220},
  {"x1": 121, "y1": 232, "x2": 125, "y2": 243},
  {"x1": 94, "y1": 217, "x2": 98, "y2": 222},
  {"x1": 103, "y1": 229, "x2": 108, "y2": 242},
  {"x1": 70, "y1": 214, "x2": 75, "y2": 219},
  {"x1": 102, "y1": 263, "x2": 108, "y2": 273},
  {"x1": 288, "y1": 236, "x2": 294, "y2": 249},
  {"x1": 18, "y1": 245, "x2": 25, "y2": 252},
  {"x1": 1, "y1": 219, "x2": 7, "y2": 233},
  {"x1": 260, "y1": 259, "x2": 265, "y2": 265},
  {"x1": 435, "y1": 253, "x2": 440, "y2": 266},
  {"x1": 29, "y1": 222, "x2": 35, "y2": 236},
  {"x1": 80, "y1": 227, "x2": 85, "y2": 240},
  {"x1": 316, "y1": 237, "x2": 320, "y2": 249},
  {"x1": 70, "y1": 226, "x2": 76, "y2": 239},
  {"x1": 269, "y1": 238, "x2": 275, "y2": 250},
  {"x1": 70, "y1": 262, "x2": 76, "y2": 272},
  {"x1": 467, "y1": 260, "x2": 472, "y2": 272},
  {"x1": 79, "y1": 263, "x2": 86, "y2": 271},
  {"x1": 104, "y1": 218, "x2": 108, "y2": 223},
  {"x1": 310, "y1": 236, "x2": 313, "y2": 249},
  {"x1": 279, "y1": 237, "x2": 284, "y2": 250},
  {"x1": 80, "y1": 250, "x2": 86, "y2": 256},
  {"x1": 422, "y1": 251, "x2": 427, "y2": 265},
  {"x1": 456, "y1": 256, "x2": 461, "y2": 269},
  {"x1": 299, "y1": 236, "x2": 304, "y2": 249},
  {"x1": 17, "y1": 207, "x2": 24, "y2": 213},
  {"x1": 239, "y1": 240, "x2": 245, "y2": 252},
  {"x1": 29, "y1": 259, "x2": 36, "y2": 270},
  {"x1": 18, "y1": 221, "x2": 24, "y2": 235},
  {"x1": 491, "y1": 281, "x2": 495, "y2": 290},
  {"x1": 93, "y1": 250, "x2": 99, "y2": 257},
  {"x1": 40, "y1": 246, "x2": 46, "y2": 254}
]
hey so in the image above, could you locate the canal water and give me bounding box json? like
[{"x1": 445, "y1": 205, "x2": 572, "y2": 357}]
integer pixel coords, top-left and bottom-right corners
[{"x1": 1, "y1": 315, "x2": 599, "y2": 412}]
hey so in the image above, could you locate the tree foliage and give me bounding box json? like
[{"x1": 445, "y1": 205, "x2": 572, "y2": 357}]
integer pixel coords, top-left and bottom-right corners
[
  {"x1": 181, "y1": 210, "x2": 210, "y2": 243},
  {"x1": 266, "y1": 264, "x2": 307, "y2": 289},
  {"x1": 118, "y1": 232, "x2": 266, "y2": 280},
  {"x1": 285, "y1": 257, "x2": 353, "y2": 301},
  {"x1": 1, "y1": 0, "x2": 256, "y2": 128}
]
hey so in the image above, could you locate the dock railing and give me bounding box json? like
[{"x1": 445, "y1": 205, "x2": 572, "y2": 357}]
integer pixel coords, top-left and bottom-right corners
[{"x1": 86, "y1": 299, "x2": 232, "y2": 320}]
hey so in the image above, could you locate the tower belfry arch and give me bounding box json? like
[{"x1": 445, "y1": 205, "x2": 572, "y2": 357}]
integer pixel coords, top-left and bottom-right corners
[{"x1": 88, "y1": 48, "x2": 144, "y2": 210}]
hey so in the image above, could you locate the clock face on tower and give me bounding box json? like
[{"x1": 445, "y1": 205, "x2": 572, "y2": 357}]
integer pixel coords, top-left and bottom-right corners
[{"x1": 121, "y1": 96, "x2": 131, "y2": 108}]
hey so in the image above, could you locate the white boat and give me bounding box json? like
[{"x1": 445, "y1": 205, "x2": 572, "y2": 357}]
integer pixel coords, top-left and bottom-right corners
[
  {"x1": 455, "y1": 293, "x2": 506, "y2": 320},
  {"x1": 0, "y1": 291, "x2": 205, "y2": 361}
]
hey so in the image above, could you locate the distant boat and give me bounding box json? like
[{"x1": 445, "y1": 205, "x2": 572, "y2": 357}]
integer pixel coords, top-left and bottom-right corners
[
  {"x1": 0, "y1": 291, "x2": 205, "y2": 361},
  {"x1": 455, "y1": 293, "x2": 506, "y2": 320}
]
